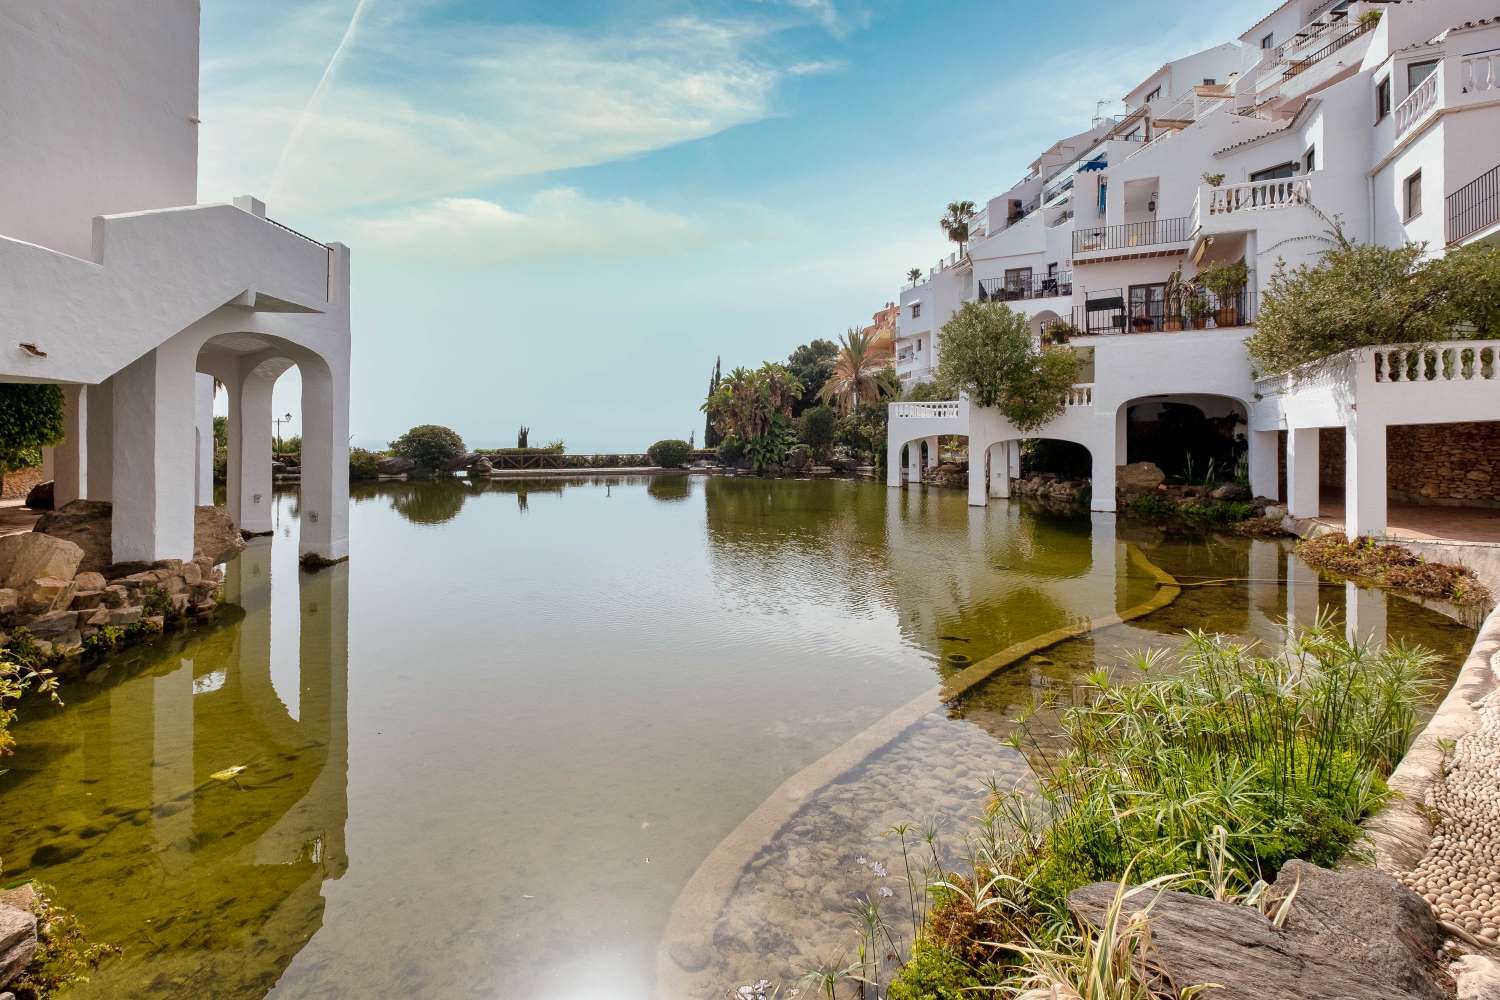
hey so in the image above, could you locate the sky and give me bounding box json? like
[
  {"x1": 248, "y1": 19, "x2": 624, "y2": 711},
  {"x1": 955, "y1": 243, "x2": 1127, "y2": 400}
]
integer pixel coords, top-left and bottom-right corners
[{"x1": 200, "y1": 0, "x2": 1272, "y2": 452}]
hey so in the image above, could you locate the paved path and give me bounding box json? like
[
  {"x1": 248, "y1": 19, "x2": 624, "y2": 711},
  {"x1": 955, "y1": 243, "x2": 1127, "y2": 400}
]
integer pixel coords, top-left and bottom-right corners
[
  {"x1": 1316, "y1": 501, "x2": 1500, "y2": 545},
  {"x1": 0, "y1": 498, "x2": 41, "y2": 538}
]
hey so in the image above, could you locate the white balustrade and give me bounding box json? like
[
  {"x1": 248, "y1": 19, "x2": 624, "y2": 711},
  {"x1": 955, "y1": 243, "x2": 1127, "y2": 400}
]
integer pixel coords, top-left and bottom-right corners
[
  {"x1": 891, "y1": 402, "x2": 962, "y2": 420},
  {"x1": 1065, "y1": 384, "x2": 1094, "y2": 407},
  {"x1": 1372, "y1": 341, "x2": 1498, "y2": 385},
  {"x1": 1461, "y1": 54, "x2": 1500, "y2": 96},
  {"x1": 1207, "y1": 178, "x2": 1311, "y2": 216},
  {"x1": 1394, "y1": 71, "x2": 1440, "y2": 139}
]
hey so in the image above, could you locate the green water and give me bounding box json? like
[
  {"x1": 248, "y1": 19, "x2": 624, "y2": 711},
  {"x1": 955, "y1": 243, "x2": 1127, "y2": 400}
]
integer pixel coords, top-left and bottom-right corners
[{"x1": 0, "y1": 477, "x2": 1476, "y2": 999}]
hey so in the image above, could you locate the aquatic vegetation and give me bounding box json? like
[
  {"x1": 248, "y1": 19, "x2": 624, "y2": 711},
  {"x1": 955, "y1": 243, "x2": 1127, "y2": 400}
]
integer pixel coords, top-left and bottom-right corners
[
  {"x1": 1297, "y1": 532, "x2": 1491, "y2": 607},
  {"x1": 6, "y1": 881, "x2": 121, "y2": 1000}
]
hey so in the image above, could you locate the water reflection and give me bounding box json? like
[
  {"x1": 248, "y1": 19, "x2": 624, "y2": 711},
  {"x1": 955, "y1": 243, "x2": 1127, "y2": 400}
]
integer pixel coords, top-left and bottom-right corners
[{"x1": 0, "y1": 539, "x2": 349, "y2": 998}]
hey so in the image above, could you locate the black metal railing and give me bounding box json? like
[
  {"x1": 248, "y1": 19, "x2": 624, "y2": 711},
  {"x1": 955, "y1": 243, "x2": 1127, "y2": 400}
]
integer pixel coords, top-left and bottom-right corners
[
  {"x1": 1448, "y1": 163, "x2": 1500, "y2": 244},
  {"x1": 1284, "y1": 17, "x2": 1374, "y2": 79},
  {"x1": 978, "y1": 274, "x2": 1073, "y2": 302},
  {"x1": 1072, "y1": 216, "x2": 1192, "y2": 256},
  {"x1": 1072, "y1": 287, "x2": 1254, "y2": 336}
]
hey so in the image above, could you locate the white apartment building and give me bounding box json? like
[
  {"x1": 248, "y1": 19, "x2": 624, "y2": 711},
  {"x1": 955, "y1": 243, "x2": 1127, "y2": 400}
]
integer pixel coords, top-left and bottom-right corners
[
  {"x1": 0, "y1": 1, "x2": 351, "y2": 565},
  {"x1": 891, "y1": 0, "x2": 1500, "y2": 539}
]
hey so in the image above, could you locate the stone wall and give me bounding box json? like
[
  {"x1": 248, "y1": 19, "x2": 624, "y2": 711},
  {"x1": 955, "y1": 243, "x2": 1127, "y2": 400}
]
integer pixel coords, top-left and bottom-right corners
[{"x1": 1317, "y1": 422, "x2": 1500, "y2": 508}]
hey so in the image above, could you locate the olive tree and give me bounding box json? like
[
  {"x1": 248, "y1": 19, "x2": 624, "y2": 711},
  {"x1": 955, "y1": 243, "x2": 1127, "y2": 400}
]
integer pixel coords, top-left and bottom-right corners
[
  {"x1": 934, "y1": 302, "x2": 1079, "y2": 432},
  {"x1": 390, "y1": 424, "x2": 466, "y2": 472}
]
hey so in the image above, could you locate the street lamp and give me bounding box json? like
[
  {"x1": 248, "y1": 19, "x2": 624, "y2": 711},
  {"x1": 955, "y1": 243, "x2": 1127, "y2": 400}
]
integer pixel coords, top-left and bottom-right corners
[{"x1": 274, "y1": 412, "x2": 293, "y2": 452}]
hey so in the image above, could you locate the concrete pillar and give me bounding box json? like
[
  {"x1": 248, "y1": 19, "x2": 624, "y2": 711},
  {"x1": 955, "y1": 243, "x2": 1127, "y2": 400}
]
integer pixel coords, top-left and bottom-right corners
[
  {"x1": 924, "y1": 436, "x2": 940, "y2": 469},
  {"x1": 297, "y1": 361, "x2": 350, "y2": 562},
  {"x1": 233, "y1": 371, "x2": 276, "y2": 535},
  {"x1": 1286, "y1": 427, "x2": 1319, "y2": 519},
  {"x1": 1089, "y1": 427, "x2": 1117, "y2": 513},
  {"x1": 1115, "y1": 404, "x2": 1129, "y2": 465},
  {"x1": 1009, "y1": 441, "x2": 1021, "y2": 480},
  {"x1": 967, "y1": 435, "x2": 988, "y2": 507},
  {"x1": 53, "y1": 384, "x2": 86, "y2": 506},
  {"x1": 990, "y1": 441, "x2": 1011, "y2": 498},
  {"x1": 907, "y1": 440, "x2": 921, "y2": 485},
  {"x1": 1344, "y1": 415, "x2": 1386, "y2": 538},
  {"x1": 111, "y1": 344, "x2": 198, "y2": 564},
  {"x1": 1345, "y1": 581, "x2": 1387, "y2": 649},
  {"x1": 1248, "y1": 429, "x2": 1279, "y2": 502},
  {"x1": 195, "y1": 374, "x2": 215, "y2": 506},
  {"x1": 885, "y1": 437, "x2": 904, "y2": 488},
  {"x1": 85, "y1": 379, "x2": 113, "y2": 501}
]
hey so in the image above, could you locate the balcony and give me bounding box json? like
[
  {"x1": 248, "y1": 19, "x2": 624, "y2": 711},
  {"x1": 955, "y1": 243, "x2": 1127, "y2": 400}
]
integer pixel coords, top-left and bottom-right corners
[
  {"x1": 1073, "y1": 286, "x2": 1253, "y2": 336},
  {"x1": 977, "y1": 272, "x2": 1073, "y2": 303},
  {"x1": 1448, "y1": 162, "x2": 1500, "y2": 245},
  {"x1": 1394, "y1": 69, "x2": 1440, "y2": 140},
  {"x1": 1071, "y1": 216, "x2": 1192, "y2": 264},
  {"x1": 1282, "y1": 16, "x2": 1375, "y2": 81}
]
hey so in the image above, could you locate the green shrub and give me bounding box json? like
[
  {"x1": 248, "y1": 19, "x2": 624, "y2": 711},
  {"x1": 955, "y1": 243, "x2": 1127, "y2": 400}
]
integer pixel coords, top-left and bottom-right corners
[
  {"x1": 797, "y1": 406, "x2": 837, "y2": 460},
  {"x1": 390, "y1": 424, "x2": 466, "y2": 472},
  {"x1": 81, "y1": 626, "x2": 124, "y2": 658},
  {"x1": 8, "y1": 881, "x2": 120, "y2": 998},
  {"x1": 349, "y1": 447, "x2": 382, "y2": 481},
  {"x1": 0, "y1": 384, "x2": 65, "y2": 475},
  {"x1": 716, "y1": 435, "x2": 746, "y2": 467},
  {"x1": 646, "y1": 439, "x2": 692, "y2": 468},
  {"x1": 884, "y1": 941, "x2": 985, "y2": 1000}
]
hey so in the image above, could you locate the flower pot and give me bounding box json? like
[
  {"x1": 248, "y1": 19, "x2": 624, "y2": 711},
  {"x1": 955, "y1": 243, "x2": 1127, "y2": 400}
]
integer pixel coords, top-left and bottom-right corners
[
  {"x1": 1164, "y1": 317, "x2": 1184, "y2": 332},
  {"x1": 1216, "y1": 305, "x2": 1239, "y2": 327}
]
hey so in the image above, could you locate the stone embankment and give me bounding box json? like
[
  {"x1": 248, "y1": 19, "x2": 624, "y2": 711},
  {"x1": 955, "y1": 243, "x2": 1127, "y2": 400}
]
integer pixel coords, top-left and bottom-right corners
[{"x1": 0, "y1": 500, "x2": 243, "y2": 660}]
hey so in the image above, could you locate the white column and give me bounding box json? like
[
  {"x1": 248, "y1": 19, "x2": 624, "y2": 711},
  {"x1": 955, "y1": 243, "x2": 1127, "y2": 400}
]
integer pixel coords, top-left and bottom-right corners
[
  {"x1": 925, "y1": 436, "x2": 940, "y2": 469},
  {"x1": 1009, "y1": 440, "x2": 1021, "y2": 480},
  {"x1": 85, "y1": 378, "x2": 114, "y2": 501},
  {"x1": 907, "y1": 440, "x2": 921, "y2": 485},
  {"x1": 1344, "y1": 415, "x2": 1386, "y2": 538},
  {"x1": 1089, "y1": 425, "x2": 1118, "y2": 513},
  {"x1": 233, "y1": 371, "x2": 276, "y2": 535},
  {"x1": 990, "y1": 441, "x2": 1011, "y2": 498},
  {"x1": 1286, "y1": 427, "x2": 1319, "y2": 519},
  {"x1": 53, "y1": 384, "x2": 86, "y2": 506},
  {"x1": 1115, "y1": 404, "x2": 1128, "y2": 465},
  {"x1": 967, "y1": 443, "x2": 988, "y2": 507},
  {"x1": 111, "y1": 344, "x2": 198, "y2": 564},
  {"x1": 885, "y1": 436, "x2": 904, "y2": 488},
  {"x1": 195, "y1": 373, "x2": 215, "y2": 506},
  {"x1": 297, "y1": 361, "x2": 350, "y2": 562},
  {"x1": 1248, "y1": 429, "x2": 1279, "y2": 501}
]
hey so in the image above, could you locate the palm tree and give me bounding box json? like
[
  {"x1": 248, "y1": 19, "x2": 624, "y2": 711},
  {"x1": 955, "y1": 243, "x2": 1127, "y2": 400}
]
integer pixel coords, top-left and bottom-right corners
[
  {"x1": 940, "y1": 200, "x2": 977, "y2": 258},
  {"x1": 819, "y1": 326, "x2": 896, "y2": 413},
  {"x1": 906, "y1": 267, "x2": 923, "y2": 287}
]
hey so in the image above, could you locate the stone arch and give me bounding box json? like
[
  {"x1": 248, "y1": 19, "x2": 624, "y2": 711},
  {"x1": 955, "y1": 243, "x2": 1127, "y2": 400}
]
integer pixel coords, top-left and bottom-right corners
[{"x1": 1114, "y1": 392, "x2": 1253, "y2": 485}]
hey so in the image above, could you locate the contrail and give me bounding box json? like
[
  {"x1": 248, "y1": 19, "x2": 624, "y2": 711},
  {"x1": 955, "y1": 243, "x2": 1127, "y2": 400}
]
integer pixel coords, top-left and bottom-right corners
[{"x1": 269, "y1": 0, "x2": 374, "y2": 201}]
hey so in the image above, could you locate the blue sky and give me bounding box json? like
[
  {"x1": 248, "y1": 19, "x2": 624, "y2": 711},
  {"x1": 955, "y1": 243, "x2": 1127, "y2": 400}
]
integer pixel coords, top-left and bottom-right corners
[{"x1": 200, "y1": 0, "x2": 1270, "y2": 451}]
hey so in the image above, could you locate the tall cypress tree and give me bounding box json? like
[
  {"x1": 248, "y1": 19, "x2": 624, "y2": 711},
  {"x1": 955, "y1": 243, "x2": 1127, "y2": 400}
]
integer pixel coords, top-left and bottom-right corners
[{"x1": 703, "y1": 356, "x2": 722, "y2": 448}]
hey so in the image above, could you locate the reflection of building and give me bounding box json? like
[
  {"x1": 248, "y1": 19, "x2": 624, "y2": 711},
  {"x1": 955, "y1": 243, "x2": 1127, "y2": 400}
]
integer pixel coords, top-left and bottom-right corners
[
  {"x1": 1, "y1": 2, "x2": 350, "y2": 564},
  {"x1": 7, "y1": 538, "x2": 351, "y2": 997},
  {"x1": 890, "y1": 1, "x2": 1500, "y2": 538}
]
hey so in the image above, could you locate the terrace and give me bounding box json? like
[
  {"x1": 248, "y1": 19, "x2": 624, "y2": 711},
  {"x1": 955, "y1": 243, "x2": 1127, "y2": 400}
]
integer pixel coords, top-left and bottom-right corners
[
  {"x1": 1072, "y1": 285, "x2": 1253, "y2": 337},
  {"x1": 1448, "y1": 161, "x2": 1500, "y2": 245},
  {"x1": 976, "y1": 271, "x2": 1073, "y2": 303},
  {"x1": 1071, "y1": 216, "x2": 1193, "y2": 264}
]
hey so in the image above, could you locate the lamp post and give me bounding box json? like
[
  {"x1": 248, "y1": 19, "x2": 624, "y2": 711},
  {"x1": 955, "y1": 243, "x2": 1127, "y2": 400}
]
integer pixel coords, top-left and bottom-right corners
[{"x1": 274, "y1": 412, "x2": 293, "y2": 453}]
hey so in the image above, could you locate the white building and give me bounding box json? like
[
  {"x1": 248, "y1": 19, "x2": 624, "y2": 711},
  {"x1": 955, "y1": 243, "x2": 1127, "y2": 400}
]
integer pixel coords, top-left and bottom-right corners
[
  {"x1": 890, "y1": 0, "x2": 1500, "y2": 539},
  {"x1": 0, "y1": 0, "x2": 351, "y2": 565}
]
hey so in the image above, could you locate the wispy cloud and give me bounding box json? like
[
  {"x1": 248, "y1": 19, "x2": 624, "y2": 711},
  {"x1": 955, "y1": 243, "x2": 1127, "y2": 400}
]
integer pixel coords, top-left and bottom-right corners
[
  {"x1": 348, "y1": 189, "x2": 707, "y2": 264},
  {"x1": 199, "y1": 4, "x2": 839, "y2": 219}
]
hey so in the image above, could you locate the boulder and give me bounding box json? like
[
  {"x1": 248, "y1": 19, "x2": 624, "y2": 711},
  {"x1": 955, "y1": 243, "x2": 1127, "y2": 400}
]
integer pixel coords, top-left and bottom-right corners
[
  {"x1": 0, "y1": 533, "x2": 83, "y2": 589},
  {"x1": 1210, "y1": 481, "x2": 1251, "y2": 501},
  {"x1": 1116, "y1": 461, "x2": 1166, "y2": 497},
  {"x1": 22, "y1": 479, "x2": 53, "y2": 511},
  {"x1": 0, "y1": 590, "x2": 14, "y2": 616},
  {"x1": 1067, "y1": 861, "x2": 1445, "y2": 1000},
  {"x1": 472, "y1": 457, "x2": 493, "y2": 475},
  {"x1": 73, "y1": 571, "x2": 105, "y2": 592},
  {"x1": 33, "y1": 500, "x2": 113, "y2": 573},
  {"x1": 0, "y1": 903, "x2": 36, "y2": 989},
  {"x1": 377, "y1": 456, "x2": 415, "y2": 476},
  {"x1": 21, "y1": 577, "x2": 75, "y2": 614},
  {"x1": 26, "y1": 610, "x2": 79, "y2": 640},
  {"x1": 193, "y1": 506, "x2": 247, "y2": 565}
]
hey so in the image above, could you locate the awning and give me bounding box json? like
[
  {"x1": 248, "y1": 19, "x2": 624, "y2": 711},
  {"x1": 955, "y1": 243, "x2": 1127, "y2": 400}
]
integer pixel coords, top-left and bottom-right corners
[{"x1": 1079, "y1": 157, "x2": 1108, "y2": 172}]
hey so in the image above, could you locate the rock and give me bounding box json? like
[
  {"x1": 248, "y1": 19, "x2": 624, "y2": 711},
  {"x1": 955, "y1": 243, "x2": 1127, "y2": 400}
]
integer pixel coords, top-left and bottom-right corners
[
  {"x1": 73, "y1": 571, "x2": 105, "y2": 592},
  {"x1": 0, "y1": 903, "x2": 37, "y2": 989},
  {"x1": 1116, "y1": 462, "x2": 1165, "y2": 497},
  {"x1": 472, "y1": 457, "x2": 493, "y2": 475},
  {"x1": 193, "y1": 506, "x2": 245, "y2": 565},
  {"x1": 101, "y1": 585, "x2": 128, "y2": 609},
  {"x1": 668, "y1": 939, "x2": 712, "y2": 972},
  {"x1": 0, "y1": 532, "x2": 83, "y2": 589},
  {"x1": 1455, "y1": 953, "x2": 1500, "y2": 1000},
  {"x1": 1067, "y1": 861, "x2": 1446, "y2": 1000},
  {"x1": 181, "y1": 562, "x2": 202, "y2": 587},
  {"x1": 26, "y1": 610, "x2": 79, "y2": 640},
  {"x1": 22, "y1": 479, "x2": 53, "y2": 511},
  {"x1": 1264, "y1": 504, "x2": 1288, "y2": 520},
  {"x1": 33, "y1": 500, "x2": 112, "y2": 573},
  {"x1": 108, "y1": 607, "x2": 143, "y2": 626},
  {"x1": 377, "y1": 456, "x2": 415, "y2": 476},
  {"x1": 1210, "y1": 482, "x2": 1251, "y2": 500},
  {"x1": 0, "y1": 590, "x2": 15, "y2": 616},
  {"x1": 21, "y1": 577, "x2": 75, "y2": 614}
]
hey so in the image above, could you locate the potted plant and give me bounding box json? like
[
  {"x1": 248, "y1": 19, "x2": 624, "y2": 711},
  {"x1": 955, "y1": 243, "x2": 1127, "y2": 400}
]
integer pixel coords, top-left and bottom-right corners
[
  {"x1": 1185, "y1": 286, "x2": 1210, "y2": 329},
  {"x1": 1163, "y1": 268, "x2": 1186, "y2": 331},
  {"x1": 1197, "y1": 259, "x2": 1249, "y2": 327},
  {"x1": 1202, "y1": 172, "x2": 1225, "y2": 187},
  {"x1": 1359, "y1": 10, "x2": 1381, "y2": 30}
]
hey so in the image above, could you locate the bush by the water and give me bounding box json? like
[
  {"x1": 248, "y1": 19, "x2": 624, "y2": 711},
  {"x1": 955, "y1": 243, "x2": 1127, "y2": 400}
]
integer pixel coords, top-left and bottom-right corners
[
  {"x1": 1297, "y1": 531, "x2": 1491, "y2": 607},
  {"x1": 1125, "y1": 495, "x2": 1256, "y2": 526},
  {"x1": 647, "y1": 439, "x2": 692, "y2": 468},
  {"x1": 389, "y1": 424, "x2": 465, "y2": 472},
  {"x1": 863, "y1": 621, "x2": 1439, "y2": 997},
  {"x1": 349, "y1": 447, "x2": 382, "y2": 481}
]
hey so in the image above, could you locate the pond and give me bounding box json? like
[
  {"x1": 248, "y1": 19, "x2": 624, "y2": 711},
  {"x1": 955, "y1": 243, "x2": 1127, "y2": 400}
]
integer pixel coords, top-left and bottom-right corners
[{"x1": 0, "y1": 477, "x2": 1477, "y2": 998}]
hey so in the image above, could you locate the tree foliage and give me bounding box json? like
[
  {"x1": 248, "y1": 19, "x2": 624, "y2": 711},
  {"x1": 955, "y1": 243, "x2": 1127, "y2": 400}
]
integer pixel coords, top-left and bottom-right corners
[
  {"x1": 818, "y1": 326, "x2": 897, "y2": 413},
  {"x1": 934, "y1": 302, "x2": 1079, "y2": 432},
  {"x1": 389, "y1": 424, "x2": 466, "y2": 471},
  {"x1": 646, "y1": 439, "x2": 692, "y2": 468},
  {"x1": 702, "y1": 364, "x2": 803, "y2": 472},
  {"x1": 785, "y1": 339, "x2": 838, "y2": 414},
  {"x1": 0, "y1": 384, "x2": 65, "y2": 474},
  {"x1": 797, "y1": 405, "x2": 837, "y2": 460},
  {"x1": 1247, "y1": 237, "x2": 1500, "y2": 375}
]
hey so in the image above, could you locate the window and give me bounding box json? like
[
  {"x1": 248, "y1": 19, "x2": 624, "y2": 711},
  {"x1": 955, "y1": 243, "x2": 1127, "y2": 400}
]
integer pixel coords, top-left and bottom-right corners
[
  {"x1": 916, "y1": 339, "x2": 922, "y2": 353},
  {"x1": 1303, "y1": 145, "x2": 1316, "y2": 173},
  {"x1": 1203, "y1": 77, "x2": 1217, "y2": 86},
  {"x1": 1406, "y1": 59, "x2": 1439, "y2": 94},
  {"x1": 910, "y1": 302, "x2": 921, "y2": 318},
  {"x1": 1251, "y1": 162, "x2": 1298, "y2": 181},
  {"x1": 1004, "y1": 267, "x2": 1033, "y2": 294},
  {"x1": 1144, "y1": 85, "x2": 1161, "y2": 103},
  {"x1": 1405, "y1": 170, "x2": 1423, "y2": 221},
  {"x1": 1261, "y1": 32, "x2": 1274, "y2": 49},
  {"x1": 1376, "y1": 76, "x2": 1392, "y2": 120},
  {"x1": 1128, "y1": 283, "x2": 1166, "y2": 332}
]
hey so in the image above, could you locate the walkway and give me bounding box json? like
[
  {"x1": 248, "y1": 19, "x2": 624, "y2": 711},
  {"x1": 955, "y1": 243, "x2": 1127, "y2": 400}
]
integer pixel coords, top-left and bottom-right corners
[
  {"x1": 0, "y1": 498, "x2": 42, "y2": 538},
  {"x1": 1315, "y1": 502, "x2": 1500, "y2": 545}
]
